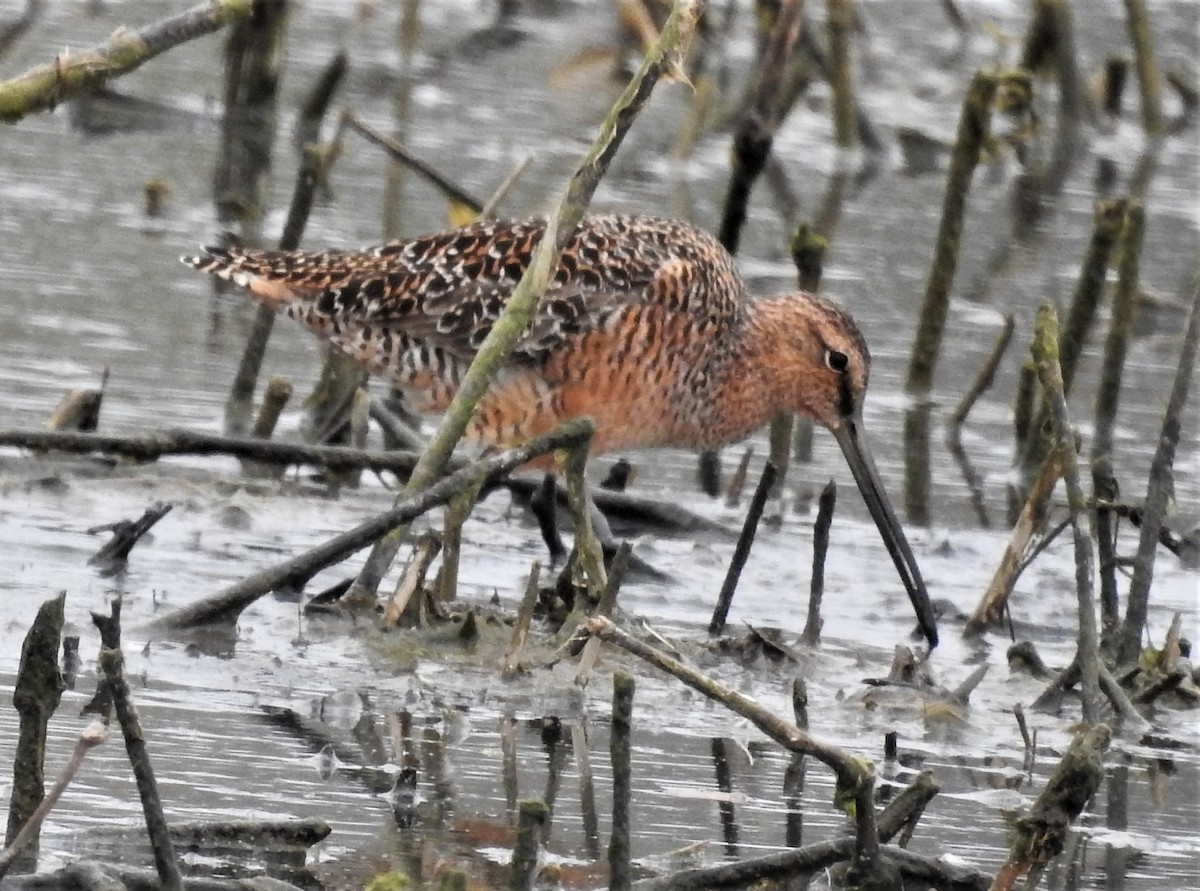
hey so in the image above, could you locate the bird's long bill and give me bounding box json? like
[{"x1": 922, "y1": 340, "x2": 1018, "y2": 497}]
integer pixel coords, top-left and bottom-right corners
[{"x1": 831, "y1": 413, "x2": 939, "y2": 649}]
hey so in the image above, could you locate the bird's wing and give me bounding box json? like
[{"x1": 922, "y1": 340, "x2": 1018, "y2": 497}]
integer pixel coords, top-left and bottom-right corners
[{"x1": 184, "y1": 215, "x2": 744, "y2": 361}]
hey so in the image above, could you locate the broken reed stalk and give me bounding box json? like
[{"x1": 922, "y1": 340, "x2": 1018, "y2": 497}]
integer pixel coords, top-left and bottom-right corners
[
  {"x1": 1029, "y1": 303, "x2": 1100, "y2": 724},
  {"x1": 347, "y1": 0, "x2": 702, "y2": 604},
  {"x1": 989, "y1": 725, "x2": 1110, "y2": 891},
  {"x1": 574, "y1": 542, "x2": 633, "y2": 685},
  {"x1": 251, "y1": 376, "x2": 294, "y2": 438},
  {"x1": 710, "y1": 461, "x2": 778, "y2": 635},
  {"x1": 825, "y1": 0, "x2": 857, "y2": 149},
  {"x1": 608, "y1": 671, "x2": 635, "y2": 891},
  {"x1": 1117, "y1": 273, "x2": 1199, "y2": 665},
  {"x1": 344, "y1": 112, "x2": 484, "y2": 214},
  {"x1": 1121, "y1": 0, "x2": 1164, "y2": 135},
  {"x1": 905, "y1": 69, "x2": 999, "y2": 394},
  {"x1": 508, "y1": 800, "x2": 548, "y2": 891},
  {"x1": 801, "y1": 479, "x2": 836, "y2": 645},
  {"x1": 438, "y1": 475, "x2": 486, "y2": 601},
  {"x1": 502, "y1": 562, "x2": 541, "y2": 679},
  {"x1": 0, "y1": 722, "x2": 108, "y2": 882},
  {"x1": 557, "y1": 441, "x2": 608, "y2": 600},
  {"x1": 151, "y1": 420, "x2": 592, "y2": 631},
  {"x1": 479, "y1": 152, "x2": 535, "y2": 219},
  {"x1": 226, "y1": 142, "x2": 326, "y2": 435},
  {"x1": 968, "y1": 426, "x2": 1062, "y2": 634},
  {"x1": 1091, "y1": 202, "x2": 1143, "y2": 464},
  {"x1": 3, "y1": 593, "x2": 66, "y2": 874},
  {"x1": 381, "y1": 531, "x2": 442, "y2": 628},
  {"x1": 98, "y1": 645, "x2": 184, "y2": 890},
  {"x1": 0, "y1": 0, "x2": 254, "y2": 122},
  {"x1": 584, "y1": 617, "x2": 888, "y2": 880},
  {"x1": 948, "y1": 313, "x2": 1015, "y2": 430}
]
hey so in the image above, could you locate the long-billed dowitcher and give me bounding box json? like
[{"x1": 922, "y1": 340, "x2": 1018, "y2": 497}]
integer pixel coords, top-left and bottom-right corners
[{"x1": 184, "y1": 215, "x2": 938, "y2": 647}]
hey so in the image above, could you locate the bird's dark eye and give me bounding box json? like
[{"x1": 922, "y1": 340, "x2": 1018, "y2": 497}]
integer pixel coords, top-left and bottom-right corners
[{"x1": 825, "y1": 349, "x2": 849, "y2": 372}]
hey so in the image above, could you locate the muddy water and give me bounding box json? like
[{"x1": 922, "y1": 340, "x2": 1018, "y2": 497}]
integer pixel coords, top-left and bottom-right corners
[{"x1": 0, "y1": 0, "x2": 1197, "y2": 888}]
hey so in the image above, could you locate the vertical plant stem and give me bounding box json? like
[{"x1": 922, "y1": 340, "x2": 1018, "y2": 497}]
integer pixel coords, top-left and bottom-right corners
[
  {"x1": 608, "y1": 671, "x2": 635, "y2": 891},
  {"x1": 1030, "y1": 304, "x2": 1099, "y2": 724},
  {"x1": 98, "y1": 647, "x2": 183, "y2": 890},
  {"x1": 906, "y1": 69, "x2": 998, "y2": 394},
  {"x1": 825, "y1": 0, "x2": 857, "y2": 149},
  {"x1": 1121, "y1": 0, "x2": 1164, "y2": 135},
  {"x1": 508, "y1": 800, "x2": 548, "y2": 891},
  {"x1": 802, "y1": 480, "x2": 836, "y2": 645},
  {"x1": 710, "y1": 462, "x2": 779, "y2": 635},
  {"x1": 1117, "y1": 275, "x2": 1199, "y2": 665},
  {"x1": 1092, "y1": 203, "x2": 1144, "y2": 464}
]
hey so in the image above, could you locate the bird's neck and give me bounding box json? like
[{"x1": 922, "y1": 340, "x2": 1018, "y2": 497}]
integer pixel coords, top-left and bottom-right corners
[{"x1": 695, "y1": 295, "x2": 798, "y2": 448}]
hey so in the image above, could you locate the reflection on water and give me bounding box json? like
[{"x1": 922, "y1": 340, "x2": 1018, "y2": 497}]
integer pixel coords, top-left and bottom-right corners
[{"x1": 0, "y1": 0, "x2": 1197, "y2": 887}]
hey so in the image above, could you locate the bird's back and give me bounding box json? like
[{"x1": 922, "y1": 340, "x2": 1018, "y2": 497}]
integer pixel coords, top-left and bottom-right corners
[{"x1": 184, "y1": 215, "x2": 752, "y2": 451}]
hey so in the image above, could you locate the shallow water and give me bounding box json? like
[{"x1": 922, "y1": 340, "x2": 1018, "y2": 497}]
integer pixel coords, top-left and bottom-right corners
[{"x1": 1, "y1": 0, "x2": 1198, "y2": 888}]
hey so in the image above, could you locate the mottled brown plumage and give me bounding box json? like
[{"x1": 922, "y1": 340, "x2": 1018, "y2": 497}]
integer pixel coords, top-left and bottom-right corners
[
  {"x1": 182, "y1": 214, "x2": 938, "y2": 647},
  {"x1": 183, "y1": 215, "x2": 868, "y2": 455}
]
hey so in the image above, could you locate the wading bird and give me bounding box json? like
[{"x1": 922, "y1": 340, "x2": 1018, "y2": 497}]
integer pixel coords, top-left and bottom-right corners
[{"x1": 184, "y1": 215, "x2": 939, "y2": 648}]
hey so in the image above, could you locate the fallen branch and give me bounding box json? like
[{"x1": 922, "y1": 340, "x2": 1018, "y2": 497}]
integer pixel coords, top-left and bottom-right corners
[
  {"x1": 0, "y1": 427, "x2": 423, "y2": 476},
  {"x1": 149, "y1": 419, "x2": 592, "y2": 631},
  {"x1": 0, "y1": 0, "x2": 254, "y2": 123}
]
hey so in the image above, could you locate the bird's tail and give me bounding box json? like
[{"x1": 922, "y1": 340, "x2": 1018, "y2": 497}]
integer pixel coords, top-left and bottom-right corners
[{"x1": 180, "y1": 247, "x2": 300, "y2": 308}]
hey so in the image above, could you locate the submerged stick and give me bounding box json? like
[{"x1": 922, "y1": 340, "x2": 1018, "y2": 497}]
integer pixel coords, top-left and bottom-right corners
[
  {"x1": 608, "y1": 672, "x2": 635, "y2": 891},
  {"x1": 906, "y1": 69, "x2": 999, "y2": 394},
  {"x1": 1117, "y1": 273, "x2": 1199, "y2": 665},
  {"x1": 348, "y1": 0, "x2": 702, "y2": 604},
  {"x1": 0, "y1": 0, "x2": 253, "y2": 122},
  {"x1": 710, "y1": 462, "x2": 778, "y2": 635}
]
